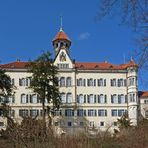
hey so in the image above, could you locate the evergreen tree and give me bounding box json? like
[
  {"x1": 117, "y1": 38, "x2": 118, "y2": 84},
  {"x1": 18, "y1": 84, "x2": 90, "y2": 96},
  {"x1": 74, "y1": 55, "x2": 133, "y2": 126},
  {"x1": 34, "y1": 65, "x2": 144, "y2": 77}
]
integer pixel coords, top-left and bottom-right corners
[
  {"x1": 117, "y1": 113, "x2": 132, "y2": 129},
  {"x1": 0, "y1": 68, "x2": 13, "y2": 117},
  {"x1": 27, "y1": 51, "x2": 60, "y2": 123}
]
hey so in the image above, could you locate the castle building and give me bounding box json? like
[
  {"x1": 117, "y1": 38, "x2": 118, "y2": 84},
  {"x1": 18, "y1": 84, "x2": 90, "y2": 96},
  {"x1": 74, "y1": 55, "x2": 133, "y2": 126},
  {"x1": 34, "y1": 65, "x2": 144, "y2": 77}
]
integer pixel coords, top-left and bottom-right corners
[{"x1": 0, "y1": 27, "x2": 148, "y2": 133}]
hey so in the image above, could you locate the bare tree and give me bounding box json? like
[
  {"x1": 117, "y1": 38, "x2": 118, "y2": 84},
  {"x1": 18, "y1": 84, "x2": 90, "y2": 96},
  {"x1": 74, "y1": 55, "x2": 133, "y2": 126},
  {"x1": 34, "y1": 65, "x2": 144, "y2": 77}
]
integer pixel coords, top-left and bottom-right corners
[{"x1": 96, "y1": 0, "x2": 148, "y2": 85}]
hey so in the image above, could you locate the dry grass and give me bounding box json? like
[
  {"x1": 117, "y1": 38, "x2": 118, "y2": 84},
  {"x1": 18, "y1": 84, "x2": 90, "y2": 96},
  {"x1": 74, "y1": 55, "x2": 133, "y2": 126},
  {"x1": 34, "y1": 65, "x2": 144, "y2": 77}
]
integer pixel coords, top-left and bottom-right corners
[{"x1": 0, "y1": 118, "x2": 148, "y2": 148}]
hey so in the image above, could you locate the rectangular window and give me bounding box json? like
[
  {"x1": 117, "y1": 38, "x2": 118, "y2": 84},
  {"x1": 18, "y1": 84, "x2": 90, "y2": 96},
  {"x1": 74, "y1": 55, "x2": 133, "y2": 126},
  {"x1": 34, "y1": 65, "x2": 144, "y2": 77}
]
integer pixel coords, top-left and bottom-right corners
[
  {"x1": 89, "y1": 121, "x2": 95, "y2": 127},
  {"x1": 98, "y1": 79, "x2": 103, "y2": 86},
  {"x1": 111, "y1": 109, "x2": 127, "y2": 117},
  {"x1": 144, "y1": 100, "x2": 148, "y2": 104},
  {"x1": 111, "y1": 95, "x2": 118, "y2": 103},
  {"x1": 88, "y1": 109, "x2": 97, "y2": 116},
  {"x1": 98, "y1": 95, "x2": 107, "y2": 103},
  {"x1": 111, "y1": 110, "x2": 118, "y2": 116},
  {"x1": 19, "y1": 109, "x2": 28, "y2": 117},
  {"x1": 111, "y1": 79, "x2": 116, "y2": 86},
  {"x1": 68, "y1": 121, "x2": 72, "y2": 127},
  {"x1": 77, "y1": 109, "x2": 86, "y2": 116},
  {"x1": 30, "y1": 109, "x2": 39, "y2": 117},
  {"x1": 65, "y1": 109, "x2": 74, "y2": 116},
  {"x1": 54, "y1": 110, "x2": 62, "y2": 116},
  {"x1": 100, "y1": 121, "x2": 104, "y2": 126},
  {"x1": 98, "y1": 110, "x2": 107, "y2": 116}
]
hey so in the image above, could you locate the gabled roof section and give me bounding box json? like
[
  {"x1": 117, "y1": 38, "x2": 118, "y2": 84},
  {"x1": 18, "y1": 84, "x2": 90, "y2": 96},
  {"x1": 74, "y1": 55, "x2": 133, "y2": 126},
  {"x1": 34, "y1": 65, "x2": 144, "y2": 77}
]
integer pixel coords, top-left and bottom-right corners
[
  {"x1": 120, "y1": 60, "x2": 138, "y2": 69},
  {"x1": 138, "y1": 91, "x2": 148, "y2": 98},
  {"x1": 0, "y1": 61, "x2": 29, "y2": 69},
  {"x1": 52, "y1": 29, "x2": 71, "y2": 43}
]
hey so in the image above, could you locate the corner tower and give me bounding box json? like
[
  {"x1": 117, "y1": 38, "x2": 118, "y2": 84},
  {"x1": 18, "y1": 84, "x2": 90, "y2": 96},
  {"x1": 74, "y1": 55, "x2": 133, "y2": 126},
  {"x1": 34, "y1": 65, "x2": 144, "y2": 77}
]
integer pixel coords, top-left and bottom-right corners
[
  {"x1": 127, "y1": 60, "x2": 138, "y2": 125},
  {"x1": 52, "y1": 28, "x2": 71, "y2": 56}
]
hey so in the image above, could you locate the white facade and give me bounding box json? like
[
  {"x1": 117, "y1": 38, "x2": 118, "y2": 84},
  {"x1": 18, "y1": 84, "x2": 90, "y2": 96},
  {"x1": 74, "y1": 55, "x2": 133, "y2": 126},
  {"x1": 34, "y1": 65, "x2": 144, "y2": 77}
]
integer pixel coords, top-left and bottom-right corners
[{"x1": 0, "y1": 28, "x2": 147, "y2": 133}]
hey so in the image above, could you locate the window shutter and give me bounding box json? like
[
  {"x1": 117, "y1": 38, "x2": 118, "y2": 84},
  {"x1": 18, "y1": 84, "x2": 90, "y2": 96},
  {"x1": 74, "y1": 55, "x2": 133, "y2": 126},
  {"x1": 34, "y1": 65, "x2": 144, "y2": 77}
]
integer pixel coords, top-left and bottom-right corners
[
  {"x1": 87, "y1": 95, "x2": 90, "y2": 103},
  {"x1": 124, "y1": 79, "x2": 127, "y2": 86},
  {"x1": 111, "y1": 95, "x2": 113, "y2": 103},
  {"x1": 26, "y1": 78, "x2": 28, "y2": 86},
  {"x1": 26, "y1": 95, "x2": 28, "y2": 103},
  {"x1": 30, "y1": 95, "x2": 32, "y2": 103},
  {"x1": 83, "y1": 79, "x2": 86, "y2": 86},
  {"x1": 118, "y1": 95, "x2": 121, "y2": 104},
  {"x1": 105, "y1": 95, "x2": 107, "y2": 103},
  {"x1": 12, "y1": 96, "x2": 15, "y2": 103},
  {"x1": 37, "y1": 95, "x2": 40, "y2": 103},
  {"x1": 84, "y1": 95, "x2": 86, "y2": 103},
  {"x1": 84, "y1": 110, "x2": 86, "y2": 116},
  {"x1": 87, "y1": 79, "x2": 89, "y2": 86},
  {"x1": 77, "y1": 95, "x2": 79, "y2": 103},
  {"x1": 19, "y1": 79, "x2": 21, "y2": 86},
  {"x1": 111, "y1": 79, "x2": 112, "y2": 86},
  {"x1": 118, "y1": 79, "x2": 120, "y2": 87},
  {"x1": 77, "y1": 79, "x2": 79, "y2": 86},
  {"x1": 94, "y1": 95, "x2": 96, "y2": 103},
  {"x1": 65, "y1": 110, "x2": 67, "y2": 116},
  {"x1": 105, "y1": 110, "x2": 107, "y2": 116},
  {"x1": 125, "y1": 95, "x2": 127, "y2": 103},
  {"x1": 98, "y1": 95, "x2": 100, "y2": 103},
  {"x1": 95, "y1": 110, "x2": 97, "y2": 116},
  {"x1": 94, "y1": 79, "x2": 96, "y2": 86},
  {"x1": 104, "y1": 79, "x2": 106, "y2": 86}
]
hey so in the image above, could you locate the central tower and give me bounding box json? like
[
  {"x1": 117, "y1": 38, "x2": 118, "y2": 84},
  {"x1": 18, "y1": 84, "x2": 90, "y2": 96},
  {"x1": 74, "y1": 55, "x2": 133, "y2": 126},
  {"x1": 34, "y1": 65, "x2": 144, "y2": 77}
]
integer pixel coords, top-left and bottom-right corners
[{"x1": 52, "y1": 27, "x2": 71, "y2": 56}]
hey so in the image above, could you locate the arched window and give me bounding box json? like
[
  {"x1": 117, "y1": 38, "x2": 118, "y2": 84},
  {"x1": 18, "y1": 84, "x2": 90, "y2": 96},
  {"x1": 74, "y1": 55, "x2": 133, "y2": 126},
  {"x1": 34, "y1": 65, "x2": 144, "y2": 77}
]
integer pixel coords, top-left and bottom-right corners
[
  {"x1": 78, "y1": 94, "x2": 84, "y2": 104},
  {"x1": 88, "y1": 79, "x2": 93, "y2": 86},
  {"x1": 120, "y1": 94, "x2": 125, "y2": 103},
  {"x1": 89, "y1": 94, "x2": 94, "y2": 103},
  {"x1": 99, "y1": 94, "x2": 105, "y2": 103},
  {"x1": 129, "y1": 93, "x2": 136, "y2": 102},
  {"x1": 61, "y1": 93, "x2": 66, "y2": 103},
  {"x1": 60, "y1": 77, "x2": 65, "y2": 87},
  {"x1": 22, "y1": 78, "x2": 26, "y2": 86},
  {"x1": 67, "y1": 93, "x2": 72, "y2": 103},
  {"x1": 31, "y1": 94, "x2": 37, "y2": 104},
  {"x1": 111, "y1": 94, "x2": 118, "y2": 103},
  {"x1": 21, "y1": 94, "x2": 28, "y2": 104},
  {"x1": 66, "y1": 77, "x2": 72, "y2": 87}
]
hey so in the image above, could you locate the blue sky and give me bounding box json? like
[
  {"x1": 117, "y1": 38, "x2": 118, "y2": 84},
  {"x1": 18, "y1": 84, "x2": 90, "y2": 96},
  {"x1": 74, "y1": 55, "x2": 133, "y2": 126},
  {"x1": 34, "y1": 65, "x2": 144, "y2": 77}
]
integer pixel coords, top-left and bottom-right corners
[{"x1": 1, "y1": 0, "x2": 146, "y2": 89}]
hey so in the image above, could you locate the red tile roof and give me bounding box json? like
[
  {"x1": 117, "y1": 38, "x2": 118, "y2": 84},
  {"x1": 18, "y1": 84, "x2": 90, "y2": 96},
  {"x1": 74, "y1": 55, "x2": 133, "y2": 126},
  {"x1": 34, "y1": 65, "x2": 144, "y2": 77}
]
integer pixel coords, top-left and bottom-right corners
[
  {"x1": 0, "y1": 60, "x2": 137, "y2": 70},
  {"x1": 75, "y1": 60, "x2": 137, "y2": 70},
  {"x1": 52, "y1": 30, "x2": 71, "y2": 42},
  {"x1": 139, "y1": 91, "x2": 148, "y2": 98},
  {"x1": 0, "y1": 61, "x2": 29, "y2": 69}
]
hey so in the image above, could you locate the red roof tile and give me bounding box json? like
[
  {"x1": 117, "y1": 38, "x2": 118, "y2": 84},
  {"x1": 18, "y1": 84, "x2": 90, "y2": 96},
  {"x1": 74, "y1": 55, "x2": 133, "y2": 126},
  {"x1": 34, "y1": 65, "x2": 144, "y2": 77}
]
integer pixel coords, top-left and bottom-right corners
[
  {"x1": 75, "y1": 61, "x2": 137, "y2": 70},
  {"x1": 139, "y1": 91, "x2": 148, "y2": 98},
  {"x1": 52, "y1": 30, "x2": 71, "y2": 42},
  {"x1": 0, "y1": 61, "x2": 29, "y2": 69},
  {"x1": 0, "y1": 60, "x2": 137, "y2": 70}
]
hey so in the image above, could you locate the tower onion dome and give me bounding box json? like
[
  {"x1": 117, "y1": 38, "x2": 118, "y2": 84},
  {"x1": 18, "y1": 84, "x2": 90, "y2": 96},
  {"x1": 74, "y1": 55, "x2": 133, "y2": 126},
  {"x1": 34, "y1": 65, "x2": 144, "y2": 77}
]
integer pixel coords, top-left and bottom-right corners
[{"x1": 52, "y1": 28, "x2": 71, "y2": 45}]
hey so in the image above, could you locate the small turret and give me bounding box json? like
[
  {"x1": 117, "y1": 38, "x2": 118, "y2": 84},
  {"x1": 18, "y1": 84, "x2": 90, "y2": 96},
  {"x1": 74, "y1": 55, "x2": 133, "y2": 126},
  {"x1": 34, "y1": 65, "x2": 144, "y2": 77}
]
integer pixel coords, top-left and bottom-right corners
[{"x1": 52, "y1": 28, "x2": 71, "y2": 56}]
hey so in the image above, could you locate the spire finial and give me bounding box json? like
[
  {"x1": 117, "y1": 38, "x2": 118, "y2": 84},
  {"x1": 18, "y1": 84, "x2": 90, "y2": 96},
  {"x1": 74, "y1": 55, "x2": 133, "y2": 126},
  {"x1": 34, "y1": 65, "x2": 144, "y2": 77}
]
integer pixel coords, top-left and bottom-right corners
[
  {"x1": 60, "y1": 15, "x2": 63, "y2": 31},
  {"x1": 131, "y1": 56, "x2": 133, "y2": 61}
]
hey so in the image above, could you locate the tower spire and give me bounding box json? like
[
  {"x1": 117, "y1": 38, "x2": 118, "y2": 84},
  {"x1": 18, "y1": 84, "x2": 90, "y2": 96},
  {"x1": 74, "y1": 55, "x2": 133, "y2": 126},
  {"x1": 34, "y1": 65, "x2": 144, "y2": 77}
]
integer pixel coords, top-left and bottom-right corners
[{"x1": 60, "y1": 15, "x2": 63, "y2": 31}]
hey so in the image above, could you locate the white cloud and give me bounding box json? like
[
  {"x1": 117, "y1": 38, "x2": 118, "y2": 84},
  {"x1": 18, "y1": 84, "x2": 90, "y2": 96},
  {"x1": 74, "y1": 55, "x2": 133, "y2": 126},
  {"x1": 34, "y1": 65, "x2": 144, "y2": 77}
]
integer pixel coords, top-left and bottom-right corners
[{"x1": 78, "y1": 32, "x2": 90, "y2": 40}]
